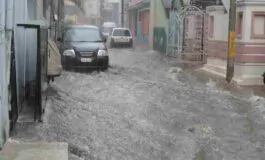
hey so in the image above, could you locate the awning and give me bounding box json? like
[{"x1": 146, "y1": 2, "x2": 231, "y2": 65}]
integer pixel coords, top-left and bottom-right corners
[{"x1": 126, "y1": 0, "x2": 149, "y2": 10}]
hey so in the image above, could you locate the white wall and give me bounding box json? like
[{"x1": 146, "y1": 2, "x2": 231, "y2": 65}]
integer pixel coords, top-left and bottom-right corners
[
  {"x1": 241, "y1": 5, "x2": 265, "y2": 43},
  {"x1": 207, "y1": 6, "x2": 228, "y2": 41}
]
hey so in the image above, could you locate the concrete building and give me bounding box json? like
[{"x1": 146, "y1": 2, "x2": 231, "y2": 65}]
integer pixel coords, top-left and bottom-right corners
[
  {"x1": 127, "y1": 0, "x2": 151, "y2": 47},
  {"x1": 104, "y1": 0, "x2": 122, "y2": 26},
  {"x1": 64, "y1": 0, "x2": 89, "y2": 24},
  {"x1": 202, "y1": 0, "x2": 265, "y2": 85},
  {"x1": 81, "y1": 0, "x2": 123, "y2": 26},
  {"x1": 82, "y1": 0, "x2": 101, "y2": 25},
  {"x1": 127, "y1": 0, "x2": 182, "y2": 50}
]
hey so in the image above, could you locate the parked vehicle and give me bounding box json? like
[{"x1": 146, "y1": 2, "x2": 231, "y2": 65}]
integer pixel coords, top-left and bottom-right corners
[
  {"x1": 59, "y1": 25, "x2": 109, "y2": 71},
  {"x1": 110, "y1": 28, "x2": 133, "y2": 48},
  {"x1": 101, "y1": 22, "x2": 116, "y2": 37}
]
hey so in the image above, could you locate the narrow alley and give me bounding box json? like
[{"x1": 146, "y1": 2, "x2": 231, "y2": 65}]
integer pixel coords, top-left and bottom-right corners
[{"x1": 12, "y1": 48, "x2": 265, "y2": 160}]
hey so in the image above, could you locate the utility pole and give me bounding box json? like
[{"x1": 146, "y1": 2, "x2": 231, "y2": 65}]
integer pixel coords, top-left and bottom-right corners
[
  {"x1": 121, "y1": 0, "x2": 124, "y2": 27},
  {"x1": 99, "y1": 0, "x2": 104, "y2": 26},
  {"x1": 226, "y1": 0, "x2": 237, "y2": 82}
]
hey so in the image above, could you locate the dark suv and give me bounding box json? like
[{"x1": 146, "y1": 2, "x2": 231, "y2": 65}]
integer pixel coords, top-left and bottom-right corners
[{"x1": 60, "y1": 25, "x2": 109, "y2": 71}]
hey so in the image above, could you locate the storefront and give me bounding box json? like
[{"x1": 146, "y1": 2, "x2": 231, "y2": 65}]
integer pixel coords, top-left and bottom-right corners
[{"x1": 127, "y1": 0, "x2": 150, "y2": 45}]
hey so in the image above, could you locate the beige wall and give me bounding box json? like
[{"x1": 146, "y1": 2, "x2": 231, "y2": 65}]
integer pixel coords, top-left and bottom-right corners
[
  {"x1": 206, "y1": 6, "x2": 228, "y2": 41},
  {"x1": 240, "y1": 5, "x2": 265, "y2": 43},
  {"x1": 206, "y1": 3, "x2": 265, "y2": 43},
  {"x1": 205, "y1": 2, "x2": 265, "y2": 85}
]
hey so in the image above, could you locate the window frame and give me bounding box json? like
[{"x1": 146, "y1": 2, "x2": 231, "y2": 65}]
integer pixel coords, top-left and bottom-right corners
[
  {"x1": 251, "y1": 11, "x2": 265, "y2": 39},
  {"x1": 236, "y1": 12, "x2": 243, "y2": 38},
  {"x1": 208, "y1": 16, "x2": 214, "y2": 38}
]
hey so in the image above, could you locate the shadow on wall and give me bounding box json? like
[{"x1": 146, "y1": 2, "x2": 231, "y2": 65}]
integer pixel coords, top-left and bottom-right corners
[{"x1": 153, "y1": 27, "x2": 167, "y2": 54}]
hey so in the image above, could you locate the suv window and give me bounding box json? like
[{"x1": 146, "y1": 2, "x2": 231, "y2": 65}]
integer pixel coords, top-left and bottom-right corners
[
  {"x1": 112, "y1": 29, "x2": 131, "y2": 37},
  {"x1": 64, "y1": 27, "x2": 104, "y2": 42}
]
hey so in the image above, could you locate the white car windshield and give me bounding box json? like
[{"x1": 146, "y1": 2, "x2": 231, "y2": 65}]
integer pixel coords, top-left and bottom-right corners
[
  {"x1": 112, "y1": 29, "x2": 131, "y2": 37},
  {"x1": 64, "y1": 27, "x2": 104, "y2": 42}
]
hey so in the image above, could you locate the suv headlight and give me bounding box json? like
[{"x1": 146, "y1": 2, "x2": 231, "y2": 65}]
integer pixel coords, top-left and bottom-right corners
[
  {"x1": 98, "y1": 49, "x2": 108, "y2": 56},
  {"x1": 63, "y1": 49, "x2": 75, "y2": 57}
]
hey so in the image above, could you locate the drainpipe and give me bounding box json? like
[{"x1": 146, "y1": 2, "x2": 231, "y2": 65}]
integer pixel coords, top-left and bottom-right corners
[
  {"x1": 0, "y1": 0, "x2": 6, "y2": 148},
  {"x1": 5, "y1": 0, "x2": 14, "y2": 110},
  {"x1": 6, "y1": 0, "x2": 13, "y2": 30}
]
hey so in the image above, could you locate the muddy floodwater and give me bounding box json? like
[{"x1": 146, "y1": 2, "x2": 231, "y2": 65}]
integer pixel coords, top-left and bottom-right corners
[{"x1": 13, "y1": 48, "x2": 265, "y2": 160}]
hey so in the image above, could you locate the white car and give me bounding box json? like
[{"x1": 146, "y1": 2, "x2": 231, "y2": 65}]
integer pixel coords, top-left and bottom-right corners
[{"x1": 109, "y1": 28, "x2": 133, "y2": 48}]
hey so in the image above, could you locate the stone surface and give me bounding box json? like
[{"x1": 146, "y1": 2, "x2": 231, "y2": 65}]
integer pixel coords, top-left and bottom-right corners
[{"x1": 0, "y1": 140, "x2": 68, "y2": 160}]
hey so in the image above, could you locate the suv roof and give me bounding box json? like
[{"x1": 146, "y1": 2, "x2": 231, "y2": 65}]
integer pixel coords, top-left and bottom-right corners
[
  {"x1": 113, "y1": 28, "x2": 130, "y2": 31},
  {"x1": 103, "y1": 22, "x2": 116, "y2": 27}
]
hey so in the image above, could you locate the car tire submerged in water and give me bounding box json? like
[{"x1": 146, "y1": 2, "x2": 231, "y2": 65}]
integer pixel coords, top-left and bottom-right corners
[{"x1": 100, "y1": 58, "x2": 109, "y2": 71}]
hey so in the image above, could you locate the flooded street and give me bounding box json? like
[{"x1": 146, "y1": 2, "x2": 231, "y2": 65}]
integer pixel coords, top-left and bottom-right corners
[{"x1": 13, "y1": 48, "x2": 265, "y2": 160}]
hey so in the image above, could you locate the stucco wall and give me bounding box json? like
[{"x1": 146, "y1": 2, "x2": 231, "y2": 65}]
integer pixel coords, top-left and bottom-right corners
[
  {"x1": 153, "y1": 0, "x2": 168, "y2": 53},
  {"x1": 239, "y1": 5, "x2": 265, "y2": 43},
  {"x1": 207, "y1": 6, "x2": 228, "y2": 42},
  {"x1": 205, "y1": 2, "x2": 265, "y2": 85},
  {"x1": 154, "y1": 0, "x2": 168, "y2": 30}
]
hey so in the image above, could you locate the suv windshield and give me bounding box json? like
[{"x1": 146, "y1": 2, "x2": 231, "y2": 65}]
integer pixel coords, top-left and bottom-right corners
[
  {"x1": 112, "y1": 29, "x2": 131, "y2": 37},
  {"x1": 64, "y1": 27, "x2": 103, "y2": 42}
]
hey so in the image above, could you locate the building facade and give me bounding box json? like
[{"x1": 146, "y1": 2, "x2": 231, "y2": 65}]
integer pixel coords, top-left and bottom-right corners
[
  {"x1": 202, "y1": 0, "x2": 265, "y2": 85},
  {"x1": 126, "y1": 0, "x2": 182, "y2": 50},
  {"x1": 127, "y1": 0, "x2": 150, "y2": 46},
  {"x1": 82, "y1": 0, "x2": 100, "y2": 25},
  {"x1": 0, "y1": 0, "x2": 64, "y2": 147}
]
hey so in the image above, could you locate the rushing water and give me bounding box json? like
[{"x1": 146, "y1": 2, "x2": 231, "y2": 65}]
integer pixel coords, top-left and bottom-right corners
[{"x1": 13, "y1": 48, "x2": 265, "y2": 160}]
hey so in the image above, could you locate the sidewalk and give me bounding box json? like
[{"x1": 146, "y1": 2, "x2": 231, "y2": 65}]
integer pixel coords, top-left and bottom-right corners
[
  {"x1": 0, "y1": 139, "x2": 68, "y2": 160},
  {"x1": 0, "y1": 99, "x2": 68, "y2": 160},
  {"x1": 159, "y1": 51, "x2": 265, "y2": 98}
]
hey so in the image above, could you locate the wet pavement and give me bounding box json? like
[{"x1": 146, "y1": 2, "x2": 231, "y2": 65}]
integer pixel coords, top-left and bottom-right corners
[{"x1": 13, "y1": 48, "x2": 265, "y2": 160}]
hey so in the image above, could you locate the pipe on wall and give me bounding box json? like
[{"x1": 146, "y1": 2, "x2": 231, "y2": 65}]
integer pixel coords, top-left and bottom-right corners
[
  {"x1": 6, "y1": 0, "x2": 14, "y2": 30},
  {"x1": 0, "y1": 0, "x2": 7, "y2": 148}
]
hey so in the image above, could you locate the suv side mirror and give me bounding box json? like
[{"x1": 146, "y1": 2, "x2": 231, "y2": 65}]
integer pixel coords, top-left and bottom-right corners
[{"x1": 57, "y1": 37, "x2": 62, "y2": 42}]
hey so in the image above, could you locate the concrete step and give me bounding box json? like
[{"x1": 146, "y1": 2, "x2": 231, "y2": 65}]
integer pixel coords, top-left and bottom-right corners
[
  {"x1": 202, "y1": 63, "x2": 227, "y2": 77},
  {"x1": 0, "y1": 139, "x2": 68, "y2": 160}
]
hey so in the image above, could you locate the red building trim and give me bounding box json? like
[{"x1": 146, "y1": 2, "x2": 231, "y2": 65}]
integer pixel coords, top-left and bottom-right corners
[{"x1": 206, "y1": 40, "x2": 265, "y2": 62}]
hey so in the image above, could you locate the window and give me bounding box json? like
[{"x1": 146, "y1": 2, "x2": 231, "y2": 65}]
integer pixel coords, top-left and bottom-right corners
[
  {"x1": 236, "y1": 12, "x2": 243, "y2": 38},
  {"x1": 251, "y1": 12, "x2": 265, "y2": 39},
  {"x1": 209, "y1": 16, "x2": 214, "y2": 37},
  {"x1": 112, "y1": 29, "x2": 131, "y2": 37},
  {"x1": 28, "y1": 0, "x2": 37, "y2": 20},
  {"x1": 64, "y1": 27, "x2": 103, "y2": 42}
]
